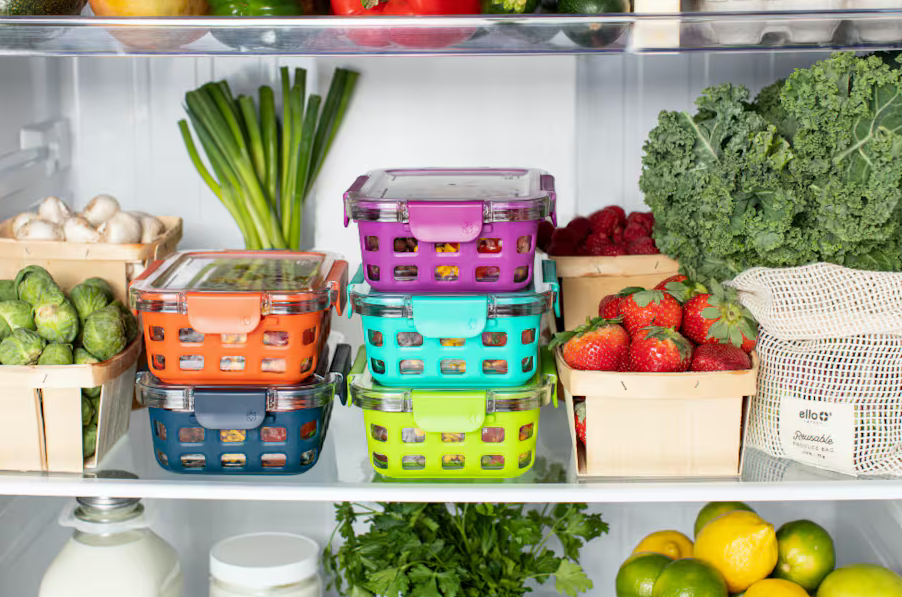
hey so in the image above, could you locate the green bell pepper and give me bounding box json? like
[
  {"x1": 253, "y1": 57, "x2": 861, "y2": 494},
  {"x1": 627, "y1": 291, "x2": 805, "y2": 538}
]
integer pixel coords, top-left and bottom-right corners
[
  {"x1": 482, "y1": 0, "x2": 539, "y2": 13},
  {"x1": 210, "y1": 0, "x2": 303, "y2": 15}
]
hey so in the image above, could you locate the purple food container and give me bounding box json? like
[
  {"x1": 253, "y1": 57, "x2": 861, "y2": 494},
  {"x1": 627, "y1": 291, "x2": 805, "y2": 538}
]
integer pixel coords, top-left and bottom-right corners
[{"x1": 344, "y1": 168, "x2": 556, "y2": 293}]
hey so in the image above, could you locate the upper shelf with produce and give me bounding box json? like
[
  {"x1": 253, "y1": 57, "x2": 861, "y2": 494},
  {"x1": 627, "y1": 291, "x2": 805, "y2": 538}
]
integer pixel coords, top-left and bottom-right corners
[{"x1": 3, "y1": 10, "x2": 902, "y2": 56}]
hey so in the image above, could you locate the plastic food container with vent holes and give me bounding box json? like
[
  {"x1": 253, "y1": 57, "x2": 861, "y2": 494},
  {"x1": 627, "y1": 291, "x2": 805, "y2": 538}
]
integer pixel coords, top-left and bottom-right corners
[
  {"x1": 349, "y1": 346, "x2": 557, "y2": 479},
  {"x1": 137, "y1": 344, "x2": 351, "y2": 475},
  {"x1": 344, "y1": 168, "x2": 556, "y2": 293},
  {"x1": 349, "y1": 260, "x2": 559, "y2": 388},
  {"x1": 130, "y1": 250, "x2": 348, "y2": 386}
]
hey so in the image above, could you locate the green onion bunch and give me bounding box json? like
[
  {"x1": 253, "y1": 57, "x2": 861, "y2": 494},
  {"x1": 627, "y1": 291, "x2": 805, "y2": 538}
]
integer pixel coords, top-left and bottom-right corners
[{"x1": 179, "y1": 66, "x2": 359, "y2": 250}]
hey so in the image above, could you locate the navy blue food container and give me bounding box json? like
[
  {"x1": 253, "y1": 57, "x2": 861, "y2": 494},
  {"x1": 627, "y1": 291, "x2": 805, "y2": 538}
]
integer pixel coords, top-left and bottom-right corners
[{"x1": 137, "y1": 344, "x2": 351, "y2": 475}]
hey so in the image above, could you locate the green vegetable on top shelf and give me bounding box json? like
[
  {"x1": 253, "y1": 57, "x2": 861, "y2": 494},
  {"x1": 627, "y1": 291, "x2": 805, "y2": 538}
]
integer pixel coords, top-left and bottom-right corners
[
  {"x1": 0, "y1": 0, "x2": 86, "y2": 15},
  {"x1": 0, "y1": 300, "x2": 35, "y2": 333},
  {"x1": 81, "y1": 305, "x2": 127, "y2": 362},
  {"x1": 482, "y1": 0, "x2": 538, "y2": 13},
  {"x1": 180, "y1": 66, "x2": 359, "y2": 251},
  {"x1": 209, "y1": 0, "x2": 303, "y2": 15},
  {"x1": 35, "y1": 300, "x2": 79, "y2": 344},
  {"x1": 325, "y1": 502, "x2": 608, "y2": 597},
  {"x1": 0, "y1": 328, "x2": 47, "y2": 365},
  {"x1": 641, "y1": 52, "x2": 902, "y2": 280},
  {"x1": 38, "y1": 343, "x2": 74, "y2": 366},
  {"x1": 0, "y1": 280, "x2": 16, "y2": 302}
]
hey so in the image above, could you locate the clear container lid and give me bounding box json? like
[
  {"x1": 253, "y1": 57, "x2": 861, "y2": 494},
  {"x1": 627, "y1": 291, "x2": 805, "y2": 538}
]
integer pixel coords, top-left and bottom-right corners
[
  {"x1": 130, "y1": 250, "x2": 347, "y2": 318},
  {"x1": 343, "y1": 168, "x2": 556, "y2": 225},
  {"x1": 136, "y1": 371, "x2": 340, "y2": 412},
  {"x1": 350, "y1": 369, "x2": 555, "y2": 414}
]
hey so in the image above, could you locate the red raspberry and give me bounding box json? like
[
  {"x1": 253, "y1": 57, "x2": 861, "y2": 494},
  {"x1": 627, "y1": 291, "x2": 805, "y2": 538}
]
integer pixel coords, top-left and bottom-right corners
[
  {"x1": 537, "y1": 221, "x2": 555, "y2": 252},
  {"x1": 611, "y1": 225, "x2": 624, "y2": 244},
  {"x1": 623, "y1": 223, "x2": 648, "y2": 243},
  {"x1": 551, "y1": 227, "x2": 580, "y2": 247},
  {"x1": 588, "y1": 206, "x2": 626, "y2": 235},
  {"x1": 626, "y1": 211, "x2": 655, "y2": 232},
  {"x1": 566, "y1": 217, "x2": 591, "y2": 242},
  {"x1": 600, "y1": 243, "x2": 628, "y2": 257},
  {"x1": 627, "y1": 236, "x2": 660, "y2": 255},
  {"x1": 584, "y1": 232, "x2": 611, "y2": 256},
  {"x1": 547, "y1": 242, "x2": 577, "y2": 256}
]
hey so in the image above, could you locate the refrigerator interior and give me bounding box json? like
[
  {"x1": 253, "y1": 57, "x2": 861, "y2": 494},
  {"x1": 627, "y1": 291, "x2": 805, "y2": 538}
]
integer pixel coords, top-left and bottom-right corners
[
  {"x1": 0, "y1": 47, "x2": 895, "y2": 595},
  {"x1": 2, "y1": 496, "x2": 902, "y2": 596}
]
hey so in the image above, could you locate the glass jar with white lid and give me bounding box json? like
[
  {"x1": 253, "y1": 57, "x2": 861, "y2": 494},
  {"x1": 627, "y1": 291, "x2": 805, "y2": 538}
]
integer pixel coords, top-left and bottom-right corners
[{"x1": 210, "y1": 532, "x2": 322, "y2": 597}]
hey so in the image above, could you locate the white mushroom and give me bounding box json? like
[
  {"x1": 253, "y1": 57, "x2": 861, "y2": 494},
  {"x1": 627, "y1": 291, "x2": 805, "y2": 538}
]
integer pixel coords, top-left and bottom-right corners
[
  {"x1": 37, "y1": 196, "x2": 73, "y2": 225},
  {"x1": 63, "y1": 216, "x2": 101, "y2": 244},
  {"x1": 11, "y1": 212, "x2": 38, "y2": 235},
  {"x1": 129, "y1": 211, "x2": 166, "y2": 244},
  {"x1": 15, "y1": 219, "x2": 64, "y2": 241},
  {"x1": 98, "y1": 211, "x2": 142, "y2": 244},
  {"x1": 82, "y1": 194, "x2": 120, "y2": 227}
]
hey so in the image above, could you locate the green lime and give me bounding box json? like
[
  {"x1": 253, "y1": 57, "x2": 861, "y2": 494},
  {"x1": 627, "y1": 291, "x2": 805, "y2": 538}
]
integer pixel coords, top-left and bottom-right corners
[
  {"x1": 652, "y1": 558, "x2": 729, "y2": 597},
  {"x1": 817, "y1": 564, "x2": 902, "y2": 597},
  {"x1": 694, "y1": 502, "x2": 755, "y2": 538},
  {"x1": 617, "y1": 552, "x2": 673, "y2": 597},
  {"x1": 773, "y1": 520, "x2": 835, "y2": 592}
]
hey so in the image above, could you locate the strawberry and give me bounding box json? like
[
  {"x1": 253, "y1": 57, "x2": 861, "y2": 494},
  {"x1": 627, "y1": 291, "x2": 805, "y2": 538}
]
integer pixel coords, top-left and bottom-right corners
[
  {"x1": 537, "y1": 220, "x2": 555, "y2": 252},
  {"x1": 628, "y1": 327, "x2": 693, "y2": 373},
  {"x1": 574, "y1": 400, "x2": 587, "y2": 444},
  {"x1": 681, "y1": 282, "x2": 758, "y2": 352},
  {"x1": 626, "y1": 236, "x2": 660, "y2": 255},
  {"x1": 600, "y1": 243, "x2": 628, "y2": 257},
  {"x1": 585, "y1": 232, "x2": 611, "y2": 256},
  {"x1": 588, "y1": 206, "x2": 626, "y2": 235},
  {"x1": 690, "y1": 343, "x2": 752, "y2": 372},
  {"x1": 566, "y1": 217, "x2": 591, "y2": 242},
  {"x1": 598, "y1": 294, "x2": 621, "y2": 319},
  {"x1": 619, "y1": 289, "x2": 683, "y2": 338},
  {"x1": 551, "y1": 317, "x2": 630, "y2": 371},
  {"x1": 653, "y1": 274, "x2": 687, "y2": 291}
]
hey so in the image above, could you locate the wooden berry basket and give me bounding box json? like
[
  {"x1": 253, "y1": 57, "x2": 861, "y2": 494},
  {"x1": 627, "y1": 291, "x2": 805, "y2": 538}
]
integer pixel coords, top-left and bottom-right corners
[
  {"x1": 0, "y1": 338, "x2": 141, "y2": 473},
  {"x1": 549, "y1": 254, "x2": 679, "y2": 332},
  {"x1": 555, "y1": 347, "x2": 757, "y2": 477},
  {"x1": 0, "y1": 216, "x2": 182, "y2": 301}
]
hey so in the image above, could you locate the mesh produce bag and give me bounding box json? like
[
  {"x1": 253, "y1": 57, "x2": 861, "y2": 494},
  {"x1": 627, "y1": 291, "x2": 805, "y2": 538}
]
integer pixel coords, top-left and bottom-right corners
[{"x1": 733, "y1": 264, "x2": 902, "y2": 476}]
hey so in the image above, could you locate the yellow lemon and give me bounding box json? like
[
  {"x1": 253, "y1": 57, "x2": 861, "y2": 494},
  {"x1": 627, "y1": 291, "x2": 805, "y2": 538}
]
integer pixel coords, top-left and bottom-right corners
[
  {"x1": 694, "y1": 510, "x2": 778, "y2": 593},
  {"x1": 744, "y1": 579, "x2": 809, "y2": 597},
  {"x1": 694, "y1": 502, "x2": 755, "y2": 538},
  {"x1": 632, "y1": 531, "x2": 694, "y2": 560}
]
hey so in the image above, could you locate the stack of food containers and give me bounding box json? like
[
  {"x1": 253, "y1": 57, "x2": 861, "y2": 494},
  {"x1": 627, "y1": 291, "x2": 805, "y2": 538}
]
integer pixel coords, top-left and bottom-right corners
[
  {"x1": 130, "y1": 250, "x2": 350, "y2": 475},
  {"x1": 344, "y1": 168, "x2": 560, "y2": 479}
]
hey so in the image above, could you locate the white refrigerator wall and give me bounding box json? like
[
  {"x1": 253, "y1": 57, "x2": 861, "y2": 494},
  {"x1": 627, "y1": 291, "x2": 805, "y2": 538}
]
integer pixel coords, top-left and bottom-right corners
[{"x1": 3, "y1": 496, "x2": 902, "y2": 596}]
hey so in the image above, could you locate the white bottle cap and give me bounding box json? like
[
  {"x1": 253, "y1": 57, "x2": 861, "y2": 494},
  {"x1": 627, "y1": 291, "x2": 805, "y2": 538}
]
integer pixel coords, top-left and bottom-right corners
[{"x1": 210, "y1": 533, "x2": 319, "y2": 589}]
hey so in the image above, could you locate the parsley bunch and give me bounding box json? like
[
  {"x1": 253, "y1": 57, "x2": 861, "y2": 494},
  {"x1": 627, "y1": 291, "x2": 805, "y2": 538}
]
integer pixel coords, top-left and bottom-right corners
[{"x1": 324, "y1": 502, "x2": 608, "y2": 597}]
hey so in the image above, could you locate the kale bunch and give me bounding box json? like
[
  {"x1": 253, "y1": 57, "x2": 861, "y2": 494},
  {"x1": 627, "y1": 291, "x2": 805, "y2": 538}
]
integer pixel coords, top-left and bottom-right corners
[{"x1": 640, "y1": 52, "x2": 902, "y2": 279}]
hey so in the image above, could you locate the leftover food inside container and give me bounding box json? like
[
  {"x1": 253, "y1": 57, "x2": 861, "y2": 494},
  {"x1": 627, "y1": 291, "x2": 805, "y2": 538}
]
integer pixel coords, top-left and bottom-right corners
[
  {"x1": 178, "y1": 328, "x2": 204, "y2": 344},
  {"x1": 222, "y1": 453, "x2": 246, "y2": 469},
  {"x1": 261, "y1": 358, "x2": 286, "y2": 373},
  {"x1": 365, "y1": 236, "x2": 379, "y2": 251},
  {"x1": 181, "y1": 454, "x2": 206, "y2": 469},
  {"x1": 261, "y1": 427, "x2": 288, "y2": 442},
  {"x1": 221, "y1": 333, "x2": 247, "y2": 346},
  {"x1": 482, "y1": 332, "x2": 507, "y2": 347},
  {"x1": 400, "y1": 359, "x2": 425, "y2": 374},
  {"x1": 435, "y1": 242, "x2": 460, "y2": 253},
  {"x1": 394, "y1": 265, "x2": 418, "y2": 281},
  {"x1": 519, "y1": 423, "x2": 534, "y2": 441},
  {"x1": 367, "y1": 265, "x2": 381, "y2": 281},
  {"x1": 154, "y1": 420, "x2": 167, "y2": 440},
  {"x1": 152, "y1": 255, "x2": 324, "y2": 292},
  {"x1": 441, "y1": 359, "x2": 466, "y2": 375},
  {"x1": 475, "y1": 266, "x2": 500, "y2": 282},
  {"x1": 299, "y1": 357, "x2": 313, "y2": 373},
  {"x1": 398, "y1": 332, "x2": 424, "y2": 347},
  {"x1": 300, "y1": 420, "x2": 317, "y2": 440},
  {"x1": 519, "y1": 451, "x2": 532, "y2": 469},
  {"x1": 157, "y1": 451, "x2": 169, "y2": 466},
  {"x1": 150, "y1": 326, "x2": 165, "y2": 342},
  {"x1": 263, "y1": 331, "x2": 290, "y2": 347},
  {"x1": 179, "y1": 355, "x2": 204, "y2": 371},
  {"x1": 302, "y1": 327, "x2": 316, "y2": 345},
  {"x1": 220, "y1": 430, "x2": 247, "y2": 443},
  {"x1": 442, "y1": 433, "x2": 465, "y2": 443},
  {"x1": 373, "y1": 453, "x2": 388, "y2": 469},
  {"x1": 371, "y1": 359, "x2": 386, "y2": 374},
  {"x1": 299, "y1": 449, "x2": 317, "y2": 466},
  {"x1": 483, "y1": 359, "x2": 508, "y2": 375},
  {"x1": 402, "y1": 455, "x2": 426, "y2": 470},
  {"x1": 262, "y1": 453, "x2": 287, "y2": 468},
  {"x1": 440, "y1": 337, "x2": 465, "y2": 347},
  {"x1": 368, "y1": 330, "x2": 384, "y2": 347},
  {"x1": 477, "y1": 238, "x2": 502, "y2": 254},
  {"x1": 179, "y1": 427, "x2": 205, "y2": 443},
  {"x1": 435, "y1": 265, "x2": 459, "y2": 281},
  {"x1": 481, "y1": 455, "x2": 505, "y2": 470},
  {"x1": 153, "y1": 354, "x2": 166, "y2": 369},
  {"x1": 394, "y1": 238, "x2": 419, "y2": 253},
  {"x1": 522, "y1": 356, "x2": 534, "y2": 372},
  {"x1": 442, "y1": 455, "x2": 465, "y2": 470},
  {"x1": 371, "y1": 424, "x2": 388, "y2": 442},
  {"x1": 482, "y1": 427, "x2": 505, "y2": 443},
  {"x1": 522, "y1": 329, "x2": 536, "y2": 345},
  {"x1": 517, "y1": 236, "x2": 532, "y2": 254},
  {"x1": 514, "y1": 266, "x2": 529, "y2": 283},
  {"x1": 220, "y1": 356, "x2": 246, "y2": 371},
  {"x1": 402, "y1": 428, "x2": 426, "y2": 443}
]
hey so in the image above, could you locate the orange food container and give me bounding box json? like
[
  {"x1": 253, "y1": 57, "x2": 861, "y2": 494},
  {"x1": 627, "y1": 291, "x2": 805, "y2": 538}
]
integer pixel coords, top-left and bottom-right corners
[{"x1": 130, "y1": 250, "x2": 348, "y2": 386}]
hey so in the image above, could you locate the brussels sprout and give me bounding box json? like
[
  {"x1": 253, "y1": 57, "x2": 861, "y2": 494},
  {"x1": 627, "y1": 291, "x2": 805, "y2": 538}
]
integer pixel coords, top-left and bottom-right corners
[
  {"x1": 38, "y1": 343, "x2": 74, "y2": 366},
  {"x1": 109, "y1": 300, "x2": 138, "y2": 343},
  {"x1": 70, "y1": 282, "x2": 109, "y2": 323},
  {"x1": 83, "y1": 424, "x2": 97, "y2": 459},
  {"x1": 15, "y1": 265, "x2": 61, "y2": 306},
  {"x1": 0, "y1": 318, "x2": 9, "y2": 343},
  {"x1": 35, "y1": 300, "x2": 79, "y2": 344},
  {"x1": 82, "y1": 305, "x2": 126, "y2": 361},
  {"x1": 82, "y1": 386, "x2": 101, "y2": 400},
  {"x1": 81, "y1": 395, "x2": 94, "y2": 426},
  {"x1": 83, "y1": 277, "x2": 115, "y2": 303},
  {"x1": 0, "y1": 280, "x2": 16, "y2": 302},
  {"x1": 0, "y1": 300, "x2": 35, "y2": 331},
  {"x1": 0, "y1": 328, "x2": 47, "y2": 365},
  {"x1": 74, "y1": 348, "x2": 100, "y2": 365}
]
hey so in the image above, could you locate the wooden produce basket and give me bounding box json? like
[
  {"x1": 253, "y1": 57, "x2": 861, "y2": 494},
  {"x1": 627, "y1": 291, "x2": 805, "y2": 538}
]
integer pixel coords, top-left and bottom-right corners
[
  {"x1": 550, "y1": 254, "x2": 680, "y2": 332},
  {"x1": 555, "y1": 348, "x2": 757, "y2": 477},
  {"x1": 0, "y1": 338, "x2": 141, "y2": 473},
  {"x1": 0, "y1": 216, "x2": 182, "y2": 300}
]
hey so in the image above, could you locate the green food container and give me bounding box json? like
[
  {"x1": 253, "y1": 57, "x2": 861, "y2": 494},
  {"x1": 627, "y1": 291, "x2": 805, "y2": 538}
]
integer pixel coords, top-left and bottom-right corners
[{"x1": 348, "y1": 346, "x2": 557, "y2": 479}]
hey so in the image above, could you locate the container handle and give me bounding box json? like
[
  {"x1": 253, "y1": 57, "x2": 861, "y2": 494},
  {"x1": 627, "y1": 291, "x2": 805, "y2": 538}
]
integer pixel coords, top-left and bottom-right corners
[
  {"x1": 330, "y1": 343, "x2": 353, "y2": 406},
  {"x1": 407, "y1": 201, "x2": 484, "y2": 243},
  {"x1": 346, "y1": 346, "x2": 368, "y2": 407},
  {"x1": 186, "y1": 293, "x2": 262, "y2": 334},
  {"x1": 343, "y1": 175, "x2": 370, "y2": 227},
  {"x1": 411, "y1": 295, "x2": 488, "y2": 338},
  {"x1": 411, "y1": 390, "x2": 486, "y2": 433},
  {"x1": 193, "y1": 388, "x2": 268, "y2": 430},
  {"x1": 347, "y1": 264, "x2": 365, "y2": 319},
  {"x1": 325, "y1": 260, "x2": 349, "y2": 316},
  {"x1": 541, "y1": 259, "x2": 561, "y2": 317},
  {"x1": 539, "y1": 346, "x2": 558, "y2": 408},
  {"x1": 540, "y1": 174, "x2": 557, "y2": 226}
]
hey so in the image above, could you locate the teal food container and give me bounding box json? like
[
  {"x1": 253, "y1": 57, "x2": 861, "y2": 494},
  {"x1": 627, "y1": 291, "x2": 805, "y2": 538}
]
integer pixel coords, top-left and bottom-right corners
[{"x1": 348, "y1": 260, "x2": 559, "y2": 389}]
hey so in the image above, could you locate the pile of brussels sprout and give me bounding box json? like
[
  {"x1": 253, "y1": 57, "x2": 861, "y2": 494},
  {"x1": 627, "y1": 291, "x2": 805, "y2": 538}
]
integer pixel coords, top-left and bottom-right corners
[{"x1": 0, "y1": 266, "x2": 139, "y2": 459}]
